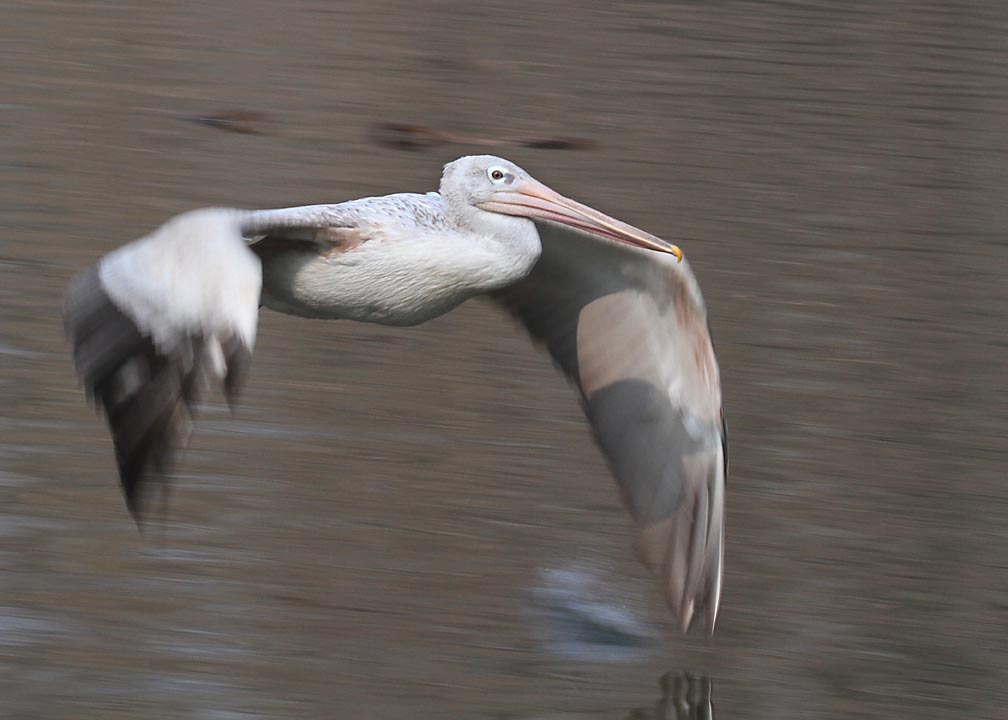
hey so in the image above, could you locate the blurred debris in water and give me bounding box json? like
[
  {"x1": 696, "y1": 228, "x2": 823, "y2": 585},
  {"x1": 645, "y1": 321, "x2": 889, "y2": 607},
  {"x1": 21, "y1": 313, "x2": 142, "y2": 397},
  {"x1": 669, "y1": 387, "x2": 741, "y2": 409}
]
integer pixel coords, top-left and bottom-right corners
[
  {"x1": 371, "y1": 122, "x2": 596, "y2": 152},
  {"x1": 180, "y1": 110, "x2": 273, "y2": 135}
]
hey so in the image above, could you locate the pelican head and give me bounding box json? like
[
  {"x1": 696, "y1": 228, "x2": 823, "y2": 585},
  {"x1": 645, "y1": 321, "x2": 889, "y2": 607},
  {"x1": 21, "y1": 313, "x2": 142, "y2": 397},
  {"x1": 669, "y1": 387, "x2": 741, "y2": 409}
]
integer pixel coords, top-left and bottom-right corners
[{"x1": 440, "y1": 155, "x2": 682, "y2": 261}]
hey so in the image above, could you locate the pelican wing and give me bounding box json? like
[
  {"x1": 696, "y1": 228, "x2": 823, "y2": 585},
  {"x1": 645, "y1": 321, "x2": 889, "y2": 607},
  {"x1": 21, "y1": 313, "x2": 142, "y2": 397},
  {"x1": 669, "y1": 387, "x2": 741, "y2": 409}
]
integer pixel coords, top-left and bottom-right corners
[
  {"x1": 65, "y1": 209, "x2": 262, "y2": 520},
  {"x1": 494, "y1": 222, "x2": 727, "y2": 633},
  {"x1": 65, "y1": 197, "x2": 446, "y2": 521}
]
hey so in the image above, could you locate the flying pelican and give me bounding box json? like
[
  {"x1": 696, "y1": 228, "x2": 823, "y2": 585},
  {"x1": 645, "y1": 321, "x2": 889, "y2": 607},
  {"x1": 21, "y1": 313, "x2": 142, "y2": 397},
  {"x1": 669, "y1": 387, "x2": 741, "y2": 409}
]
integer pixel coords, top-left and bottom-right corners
[{"x1": 64, "y1": 156, "x2": 727, "y2": 634}]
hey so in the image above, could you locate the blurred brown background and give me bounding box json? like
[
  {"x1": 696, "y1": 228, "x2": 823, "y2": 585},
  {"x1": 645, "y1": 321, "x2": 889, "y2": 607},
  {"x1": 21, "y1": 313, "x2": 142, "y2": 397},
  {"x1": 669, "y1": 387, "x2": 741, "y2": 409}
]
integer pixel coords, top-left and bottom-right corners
[{"x1": 2, "y1": 1, "x2": 1006, "y2": 717}]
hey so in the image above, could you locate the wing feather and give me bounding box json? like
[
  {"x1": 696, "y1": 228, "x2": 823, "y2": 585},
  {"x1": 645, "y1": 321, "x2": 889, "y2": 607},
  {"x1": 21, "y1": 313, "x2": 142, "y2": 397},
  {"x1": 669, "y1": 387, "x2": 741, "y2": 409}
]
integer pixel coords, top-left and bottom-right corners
[
  {"x1": 66, "y1": 198, "x2": 445, "y2": 521},
  {"x1": 65, "y1": 209, "x2": 260, "y2": 521},
  {"x1": 494, "y1": 222, "x2": 727, "y2": 633}
]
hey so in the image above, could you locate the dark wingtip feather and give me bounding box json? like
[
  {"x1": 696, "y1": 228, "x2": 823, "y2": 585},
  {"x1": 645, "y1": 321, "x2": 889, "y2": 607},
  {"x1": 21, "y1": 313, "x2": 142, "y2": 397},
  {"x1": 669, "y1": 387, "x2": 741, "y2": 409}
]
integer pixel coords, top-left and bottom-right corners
[
  {"x1": 220, "y1": 335, "x2": 253, "y2": 409},
  {"x1": 120, "y1": 463, "x2": 145, "y2": 526},
  {"x1": 64, "y1": 269, "x2": 251, "y2": 526}
]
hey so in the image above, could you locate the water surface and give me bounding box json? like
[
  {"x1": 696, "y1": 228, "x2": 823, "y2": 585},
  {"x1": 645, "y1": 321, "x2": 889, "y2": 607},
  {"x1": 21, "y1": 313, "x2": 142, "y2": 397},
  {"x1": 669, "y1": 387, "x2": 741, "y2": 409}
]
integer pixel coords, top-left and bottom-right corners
[{"x1": 2, "y1": 2, "x2": 1007, "y2": 717}]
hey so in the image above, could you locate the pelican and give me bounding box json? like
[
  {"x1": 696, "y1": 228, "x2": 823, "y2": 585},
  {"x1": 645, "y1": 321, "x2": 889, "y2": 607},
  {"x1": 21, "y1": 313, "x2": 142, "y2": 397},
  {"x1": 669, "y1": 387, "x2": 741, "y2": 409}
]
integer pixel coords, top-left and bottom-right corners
[{"x1": 64, "y1": 156, "x2": 727, "y2": 634}]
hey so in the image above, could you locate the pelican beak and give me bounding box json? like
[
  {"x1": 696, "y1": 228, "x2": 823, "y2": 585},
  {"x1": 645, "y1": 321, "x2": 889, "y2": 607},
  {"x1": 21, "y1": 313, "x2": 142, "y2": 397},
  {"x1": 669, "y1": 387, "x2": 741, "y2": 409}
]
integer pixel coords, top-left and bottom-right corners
[{"x1": 477, "y1": 178, "x2": 683, "y2": 261}]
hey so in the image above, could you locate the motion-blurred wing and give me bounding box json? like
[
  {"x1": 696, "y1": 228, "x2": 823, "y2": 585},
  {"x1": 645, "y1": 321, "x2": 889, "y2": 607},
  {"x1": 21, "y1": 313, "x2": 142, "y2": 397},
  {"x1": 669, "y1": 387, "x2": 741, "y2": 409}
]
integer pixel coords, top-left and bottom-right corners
[
  {"x1": 65, "y1": 197, "x2": 444, "y2": 523},
  {"x1": 494, "y1": 222, "x2": 727, "y2": 634},
  {"x1": 65, "y1": 208, "x2": 262, "y2": 521}
]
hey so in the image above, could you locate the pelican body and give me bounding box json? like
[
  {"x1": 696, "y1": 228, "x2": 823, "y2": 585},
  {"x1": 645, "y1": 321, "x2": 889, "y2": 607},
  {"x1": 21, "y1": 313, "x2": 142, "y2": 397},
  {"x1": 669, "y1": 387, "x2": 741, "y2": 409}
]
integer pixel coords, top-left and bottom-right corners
[
  {"x1": 65, "y1": 156, "x2": 727, "y2": 634},
  {"x1": 253, "y1": 192, "x2": 540, "y2": 325}
]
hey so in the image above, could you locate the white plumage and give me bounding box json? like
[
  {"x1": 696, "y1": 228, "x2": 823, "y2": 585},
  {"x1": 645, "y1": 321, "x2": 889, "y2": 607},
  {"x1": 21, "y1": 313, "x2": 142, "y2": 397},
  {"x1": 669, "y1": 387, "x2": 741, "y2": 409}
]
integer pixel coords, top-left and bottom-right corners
[{"x1": 65, "y1": 155, "x2": 727, "y2": 634}]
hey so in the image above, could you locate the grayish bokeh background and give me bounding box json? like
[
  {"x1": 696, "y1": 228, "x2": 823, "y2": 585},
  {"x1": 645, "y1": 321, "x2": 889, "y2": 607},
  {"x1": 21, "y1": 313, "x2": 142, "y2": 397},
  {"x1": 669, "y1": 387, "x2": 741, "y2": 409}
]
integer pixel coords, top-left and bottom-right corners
[{"x1": 2, "y1": 1, "x2": 1006, "y2": 717}]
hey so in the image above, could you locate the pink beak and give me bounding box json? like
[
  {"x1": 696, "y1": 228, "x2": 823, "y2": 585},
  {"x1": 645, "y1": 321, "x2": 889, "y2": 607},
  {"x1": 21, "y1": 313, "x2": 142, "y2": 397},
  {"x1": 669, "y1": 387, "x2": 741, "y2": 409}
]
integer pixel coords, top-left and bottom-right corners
[{"x1": 477, "y1": 178, "x2": 683, "y2": 261}]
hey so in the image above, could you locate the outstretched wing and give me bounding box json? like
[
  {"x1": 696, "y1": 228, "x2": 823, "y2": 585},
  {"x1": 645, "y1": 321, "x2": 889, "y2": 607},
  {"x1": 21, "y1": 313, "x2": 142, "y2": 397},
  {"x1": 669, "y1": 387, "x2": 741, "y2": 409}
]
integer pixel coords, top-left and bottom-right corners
[
  {"x1": 65, "y1": 208, "x2": 262, "y2": 521},
  {"x1": 65, "y1": 195, "x2": 446, "y2": 523},
  {"x1": 494, "y1": 222, "x2": 727, "y2": 634}
]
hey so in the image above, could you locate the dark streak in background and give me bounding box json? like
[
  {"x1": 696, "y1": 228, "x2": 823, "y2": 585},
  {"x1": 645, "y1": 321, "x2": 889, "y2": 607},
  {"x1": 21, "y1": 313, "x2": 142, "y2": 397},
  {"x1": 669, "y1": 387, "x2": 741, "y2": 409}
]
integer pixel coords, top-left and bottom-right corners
[{"x1": 369, "y1": 122, "x2": 596, "y2": 151}]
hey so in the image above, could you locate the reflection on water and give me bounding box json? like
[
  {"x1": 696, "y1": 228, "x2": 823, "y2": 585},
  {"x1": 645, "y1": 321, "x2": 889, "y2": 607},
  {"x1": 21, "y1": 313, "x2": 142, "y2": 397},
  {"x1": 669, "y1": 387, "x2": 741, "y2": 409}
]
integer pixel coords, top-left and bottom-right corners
[{"x1": 626, "y1": 673, "x2": 714, "y2": 720}]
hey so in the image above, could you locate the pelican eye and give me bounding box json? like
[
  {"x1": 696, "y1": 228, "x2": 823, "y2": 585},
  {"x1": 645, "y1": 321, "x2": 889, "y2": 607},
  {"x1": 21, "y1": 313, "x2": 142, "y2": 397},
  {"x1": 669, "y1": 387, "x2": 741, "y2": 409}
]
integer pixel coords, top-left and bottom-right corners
[{"x1": 487, "y1": 167, "x2": 508, "y2": 183}]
